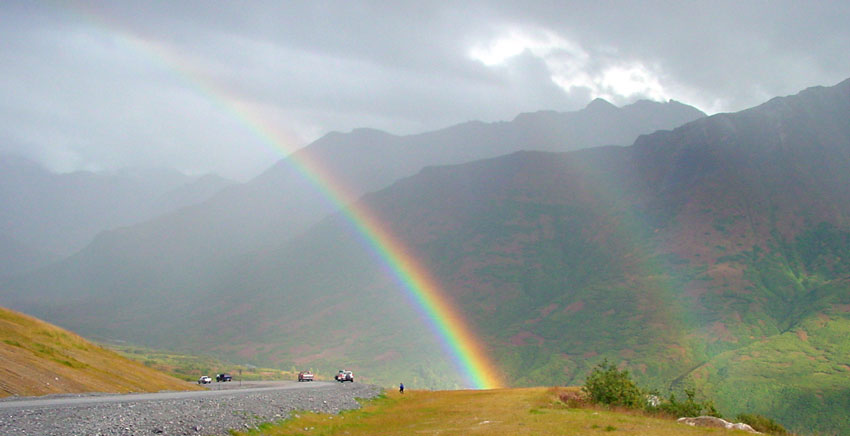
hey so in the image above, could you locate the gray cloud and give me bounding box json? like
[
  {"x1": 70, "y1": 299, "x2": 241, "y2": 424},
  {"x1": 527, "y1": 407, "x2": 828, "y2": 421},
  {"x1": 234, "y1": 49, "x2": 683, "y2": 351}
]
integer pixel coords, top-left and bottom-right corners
[{"x1": 1, "y1": 0, "x2": 848, "y2": 180}]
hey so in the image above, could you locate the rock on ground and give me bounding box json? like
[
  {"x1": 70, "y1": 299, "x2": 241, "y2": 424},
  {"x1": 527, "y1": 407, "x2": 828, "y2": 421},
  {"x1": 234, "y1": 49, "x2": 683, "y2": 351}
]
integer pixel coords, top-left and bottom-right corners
[
  {"x1": 0, "y1": 383, "x2": 381, "y2": 436},
  {"x1": 678, "y1": 416, "x2": 760, "y2": 433}
]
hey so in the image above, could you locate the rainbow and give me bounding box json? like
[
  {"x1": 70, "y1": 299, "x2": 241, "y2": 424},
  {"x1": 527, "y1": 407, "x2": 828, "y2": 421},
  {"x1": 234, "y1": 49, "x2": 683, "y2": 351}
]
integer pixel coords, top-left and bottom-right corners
[{"x1": 70, "y1": 5, "x2": 502, "y2": 389}]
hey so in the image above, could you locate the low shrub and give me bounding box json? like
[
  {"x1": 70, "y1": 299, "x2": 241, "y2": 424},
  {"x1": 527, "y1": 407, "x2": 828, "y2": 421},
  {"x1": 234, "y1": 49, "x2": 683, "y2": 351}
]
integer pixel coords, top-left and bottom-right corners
[
  {"x1": 653, "y1": 389, "x2": 720, "y2": 418},
  {"x1": 558, "y1": 389, "x2": 588, "y2": 408},
  {"x1": 581, "y1": 359, "x2": 644, "y2": 408}
]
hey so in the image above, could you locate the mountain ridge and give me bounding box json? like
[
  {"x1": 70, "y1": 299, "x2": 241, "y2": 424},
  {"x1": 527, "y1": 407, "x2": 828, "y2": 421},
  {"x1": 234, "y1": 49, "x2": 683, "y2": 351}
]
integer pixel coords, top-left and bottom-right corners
[
  {"x1": 0, "y1": 98, "x2": 705, "y2": 301},
  {"x1": 177, "y1": 77, "x2": 850, "y2": 432},
  {"x1": 6, "y1": 80, "x2": 850, "y2": 432},
  {"x1": 0, "y1": 154, "x2": 235, "y2": 274}
]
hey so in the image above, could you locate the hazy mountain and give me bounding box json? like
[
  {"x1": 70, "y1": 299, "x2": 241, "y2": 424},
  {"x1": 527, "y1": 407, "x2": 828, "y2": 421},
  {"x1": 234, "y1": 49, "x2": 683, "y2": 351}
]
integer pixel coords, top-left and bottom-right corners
[
  {"x1": 197, "y1": 77, "x2": 849, "y2": 432},
  {"x1": 0, "y1": 99, "x2": 705, "y2": 341},
  {"x1": 127, "y1": 100, "x2": 708, "y2": 256},
  {"x1": 0, "y1": 232, "x2": 60, "y2": 278},
  {"x1": 5, "y1": 80, "x2": 843, "y2": 430},
  {"x1": 0, "y1": 154, "x2": 235, "y2": 272},
  {"x1": 11, "y1": 78, "x2": 850, "y2": 433},
  {"x1": 279, "y1": 78, "x2": 849, "y2": 432},
  {"x1": 150, "y1": 174, "x2": 235, "y2": 216},
  {"x1": 3, "y1": 99, "x2": 703, "y2": 287}
]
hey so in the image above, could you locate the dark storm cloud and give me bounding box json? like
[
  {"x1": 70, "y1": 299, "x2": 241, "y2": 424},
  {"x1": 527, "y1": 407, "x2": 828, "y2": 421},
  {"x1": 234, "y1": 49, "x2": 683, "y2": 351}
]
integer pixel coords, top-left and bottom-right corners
[{"x1": 1, "y1": 1, "x2": 848, "y2": 179}]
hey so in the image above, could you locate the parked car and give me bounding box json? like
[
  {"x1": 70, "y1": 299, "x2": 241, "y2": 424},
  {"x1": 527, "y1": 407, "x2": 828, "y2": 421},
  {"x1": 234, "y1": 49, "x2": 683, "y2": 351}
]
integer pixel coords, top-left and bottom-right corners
[
  {"x1": 216, "y1": 373, "x2": 232, "y2": 382},
  {"x1": 298, "y1": 371, "x2": 314, "y2": 382},
  {"x1": 198, "y1": 376, "x2": 212, "y2": 384},
  {"x1": 334, "y1": 370, "x2": 354, "y2": 383}
]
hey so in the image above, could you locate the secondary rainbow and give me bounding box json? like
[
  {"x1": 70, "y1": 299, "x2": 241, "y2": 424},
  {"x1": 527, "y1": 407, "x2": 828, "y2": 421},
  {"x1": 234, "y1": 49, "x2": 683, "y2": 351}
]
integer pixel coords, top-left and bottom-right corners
[{"x1": 73, "y1": 6, "x2": 502, "y2": 389}]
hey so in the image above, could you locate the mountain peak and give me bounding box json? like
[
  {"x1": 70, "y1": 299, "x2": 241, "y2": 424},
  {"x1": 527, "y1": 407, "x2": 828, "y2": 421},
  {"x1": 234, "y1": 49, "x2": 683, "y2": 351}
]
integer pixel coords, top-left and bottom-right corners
[
  {"x1": 317, "y1": 127, "x2": 396, "y2": 146},
  {"x1": 629, "y1": 99, "x2": 662, "y2": 108},
  {"x1": 585, "y1": 98, "x2": 617, "y2": 111},
  {"x1": 350, "y1": 127, "x2": 392, "y2": 136},
  {"x1": 0, "y1": 153, "x2": 46, "y2": 173}
]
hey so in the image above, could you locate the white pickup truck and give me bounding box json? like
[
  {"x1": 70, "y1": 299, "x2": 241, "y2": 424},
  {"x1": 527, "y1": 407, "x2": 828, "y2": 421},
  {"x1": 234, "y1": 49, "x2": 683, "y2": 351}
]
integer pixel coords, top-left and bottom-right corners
[{"x1": 334, "y1": 370, "x2": 354, "y2": 382}]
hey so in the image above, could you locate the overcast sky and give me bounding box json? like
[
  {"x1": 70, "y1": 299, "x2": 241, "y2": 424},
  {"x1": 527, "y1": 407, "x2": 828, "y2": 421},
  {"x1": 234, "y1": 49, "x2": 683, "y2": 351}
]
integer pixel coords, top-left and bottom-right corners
[{"x1": 2, "y1": 1, "x2": 849, "y2": 180}]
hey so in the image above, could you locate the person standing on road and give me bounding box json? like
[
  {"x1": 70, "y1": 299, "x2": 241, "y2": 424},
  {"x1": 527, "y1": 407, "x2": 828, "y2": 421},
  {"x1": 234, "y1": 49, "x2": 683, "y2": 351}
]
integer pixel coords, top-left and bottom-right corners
[{"x1": 399, "y1": 382, "x2": 404, "y2": 394}]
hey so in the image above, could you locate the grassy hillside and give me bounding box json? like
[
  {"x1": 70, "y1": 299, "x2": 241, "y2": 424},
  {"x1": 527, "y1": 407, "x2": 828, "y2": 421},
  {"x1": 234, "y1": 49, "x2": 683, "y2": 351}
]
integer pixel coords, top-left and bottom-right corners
[
  {"x1": 678, "y1": 274, "x2": 850, "y2": 435},
  {"x1": 0, "y1": 306, "x2": 198, "y2": 397},
  {"x1": 234, "y1": 387, "x2": 760, "y2": 436}
]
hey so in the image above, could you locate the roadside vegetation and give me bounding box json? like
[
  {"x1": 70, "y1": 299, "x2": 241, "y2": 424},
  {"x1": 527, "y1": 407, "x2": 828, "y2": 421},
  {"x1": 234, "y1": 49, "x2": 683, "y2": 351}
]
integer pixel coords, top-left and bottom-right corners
[
  {"x1": 233, "y1": 387, "x2": 756, "y2": 436},
  {"x1": 232, "y1": 359, "x2": 789, "y2": 436},
  {"x1": 109, "y1": 344, "x2": 305, "y2": 382},
  {"x1": 581, "y1": 360, "x2": 788, "y2": 435}
]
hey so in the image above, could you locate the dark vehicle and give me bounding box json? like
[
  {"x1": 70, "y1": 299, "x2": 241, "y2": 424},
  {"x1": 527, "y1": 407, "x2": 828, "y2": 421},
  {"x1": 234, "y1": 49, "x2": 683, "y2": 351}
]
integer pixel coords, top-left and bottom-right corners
[
  {"x1": 216, "y1": 373, "x2": 232, "y2": 382},
  {"x1": 298, "y1": 371, "x2": 314, "y2": 382},
  {"x1": 334, "y1": 370, "x2": 354, "y2": 383}
]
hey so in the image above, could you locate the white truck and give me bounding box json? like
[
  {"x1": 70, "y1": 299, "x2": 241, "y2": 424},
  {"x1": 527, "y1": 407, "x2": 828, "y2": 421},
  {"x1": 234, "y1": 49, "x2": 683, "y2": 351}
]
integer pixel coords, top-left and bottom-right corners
[{"x1": 334, "y1": 370, "x2": 354, "y2": 382}]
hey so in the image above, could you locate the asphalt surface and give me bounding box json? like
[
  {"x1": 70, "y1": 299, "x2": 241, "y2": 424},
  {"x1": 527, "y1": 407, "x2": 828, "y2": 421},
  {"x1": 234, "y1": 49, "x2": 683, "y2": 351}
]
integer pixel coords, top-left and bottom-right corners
[
  {"x1": 0, "y1": 380, "x2": 320, "y2": 410},
  {"x1": 0, "y1": 380, "x2": 382, "y2": 435}
]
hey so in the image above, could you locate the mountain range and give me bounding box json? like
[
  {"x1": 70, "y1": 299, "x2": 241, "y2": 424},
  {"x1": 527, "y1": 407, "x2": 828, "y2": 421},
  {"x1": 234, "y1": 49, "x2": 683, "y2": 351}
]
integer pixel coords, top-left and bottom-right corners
[
  {"x1": 0, "y1": 97, "x2": 704, "y2": 322},
  {"x1": 62, "y1": 98, "x2": 705, "y2": 267},
  {"x1": 0, "y1": 156, "x2": 235, "y2": 276},
  {"x1": 4, "y1": 79, "x2": 850, "y2": 433}
]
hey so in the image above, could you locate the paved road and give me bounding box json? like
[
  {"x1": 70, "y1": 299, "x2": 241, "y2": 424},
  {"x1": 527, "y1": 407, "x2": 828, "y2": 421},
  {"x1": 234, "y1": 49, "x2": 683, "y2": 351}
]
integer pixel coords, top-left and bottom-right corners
[
  {"x1": 0, "y1": 380, "x2": 326, "y2": 410},
  {"x1": 0, "y1": 380, "x2": 381, "y2": 435}
]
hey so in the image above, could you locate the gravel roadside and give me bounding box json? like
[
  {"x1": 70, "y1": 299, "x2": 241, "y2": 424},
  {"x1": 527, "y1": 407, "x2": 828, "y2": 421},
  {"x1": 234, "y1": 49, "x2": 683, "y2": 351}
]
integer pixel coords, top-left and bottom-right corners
[{"x1": 0, "y1": 382, "x2": 382, "y2": 436}]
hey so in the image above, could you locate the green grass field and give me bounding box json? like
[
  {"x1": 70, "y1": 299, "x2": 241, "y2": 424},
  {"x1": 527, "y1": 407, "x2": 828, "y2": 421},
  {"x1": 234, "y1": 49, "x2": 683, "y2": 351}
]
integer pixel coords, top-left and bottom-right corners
[{"x1": 234, "y1": 387, "x2": 758, "y2": 436}]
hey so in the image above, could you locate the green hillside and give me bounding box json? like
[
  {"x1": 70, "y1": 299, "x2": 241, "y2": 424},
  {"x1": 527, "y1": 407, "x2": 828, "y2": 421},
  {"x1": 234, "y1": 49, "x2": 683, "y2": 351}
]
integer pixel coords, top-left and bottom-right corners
[
  {"x1": 2, "y1": 79, "x2": 849, "y2": 433},
  {"x1": 266, "y1": 78, "x2": 850, "y2": 433},
  {"x1": 0, "y1": 306, "x2": 198, "y2": 397},
  {"x1": 679, "y1": 271, "x2": 850, "y2": 432}
]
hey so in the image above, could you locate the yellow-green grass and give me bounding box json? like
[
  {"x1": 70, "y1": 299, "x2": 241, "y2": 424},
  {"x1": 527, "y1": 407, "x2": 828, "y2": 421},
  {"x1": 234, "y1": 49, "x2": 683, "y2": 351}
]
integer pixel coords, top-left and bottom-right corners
[
  {"x1": 235, "y1": 387, "x2": 755, "y2": 436},
  {"x1": 0, "y1": 306, "x2": 200, "y2": 397}
]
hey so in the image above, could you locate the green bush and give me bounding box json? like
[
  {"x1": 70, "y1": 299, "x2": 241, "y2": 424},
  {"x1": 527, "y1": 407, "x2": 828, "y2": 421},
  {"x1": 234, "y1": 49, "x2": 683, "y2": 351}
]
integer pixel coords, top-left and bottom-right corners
[
  {"x1": 582, "y1": 359, "x2": 644, "y2": 408},
  {"x1": 581, "y1": 360, "x2": 725, "y2": 420},
  {"x1": 736, "y1": 413, "x2": 787, "y2": 435},
  {"x1": 655, "y1": 389, "x2": 720, "y2": 418}
]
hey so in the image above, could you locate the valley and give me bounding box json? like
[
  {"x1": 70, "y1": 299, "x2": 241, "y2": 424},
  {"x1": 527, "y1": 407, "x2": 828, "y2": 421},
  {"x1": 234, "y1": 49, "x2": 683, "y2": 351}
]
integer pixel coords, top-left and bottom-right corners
[
  {"x1": 2, "y1": 79, "x2": 849, "y2": 434},
  {"x1": 5, "y1": 4, "x2": 848, "y2": 435}
]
